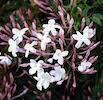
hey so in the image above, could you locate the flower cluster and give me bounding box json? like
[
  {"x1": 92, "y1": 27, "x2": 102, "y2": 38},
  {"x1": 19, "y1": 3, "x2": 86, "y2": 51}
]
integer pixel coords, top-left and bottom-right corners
[{"x1": 0, "y1": 17, "x2": 99, "y2": 92}]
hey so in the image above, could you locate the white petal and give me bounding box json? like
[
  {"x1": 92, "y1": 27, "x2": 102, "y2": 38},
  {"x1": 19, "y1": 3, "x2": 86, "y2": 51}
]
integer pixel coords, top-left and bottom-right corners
[
  {"x1": 36, "y1": 33, "x2": 43, "y2": 40},
  {"x1": 43, "y1": 24, "x2": 48, "y2": 28},
  {"x1": 31, "y1": 41, "x2": 38, "y2": 46},
  {"x1": 55, "y1": 73, "x2": 62, "y2": 81},
  {"x1": 81, "y1": 61, "x2": 92, "y2": 68},
  {"x1": 13, "y1": 35, "x2": 18, "y2": 40},
  {"x1": 58, "y1": 56, "x2": 64, "y2": 65},
  {"x1": 53, "y1": 49, "x2": 61, "y2": 60},
  {"x1": 76, "y1": 31, "x2": 82, "y2": 38},
  {"x1": 43, "y1": 28, "x2": 50, "y2": 36},
  {"x1": 48, "y1": 19, "x2": 55, "y2": 25},
  {"x1": 30, "y1": 60, "x2": 37, "y2": 69},
  {"x1": 43, "y1": 81, "x2": 50, "y2": 89},
  {"x1": 78, "y1": 65, "x2": 86, "y2": 72},
  {"x1": 8, "y1": 39, "x2": 14, "y2": 45},
  {"x1": 29, "y1": 68, "x2": 36, "y2": 75},
  {"x1": 45, "y1": 37, "x2": 51, "y2": 43},
  {"x1": 21, "y1": 28, "x2": 28, "y2": 35},
  {"x1": 83, "y1": 26, "x2": 89, "y2": 35},
  {"x1": 72, "y1": 34, "x2": 80, "y2": 40},
  {"x1": 56, "y1": 80, "x2": 64, "y2": 85},
  {"x1": 88, "y1": 29, "x2": 95, "y2": 38},
  {"x1": 12, "y1": 28, "x2": 20, "y2": 35},
  {"x1": 75, "y1": 41, "x2": 83, "y2": 49},
  {"x1": 86, "y1": 62, "x2": 92, "y2": 68},
  {"x1": 25, "y1": 50, "x2": 29, "y2": 58},
  {"x1": 30, "y1": 59, "x2": 36, "y2": 66},
  {"x1": 12, "y1": 51, "x2": 17, "y2": 57},
  {"x1": 83, "y1": 32, "x2": 89, "y2": 39},
  {"x1": 61, "y1": 51, "x2": 68, "y2": 57},
  {"x1": 36, "y1": 81, "x2": 42, "y2": 91},
  {"x1": 47, "y1": 58, "x2": 53, "y2": 63},
  {"x1": 53, "y1": 53, "x2": 59, "y2": 60},
  {"x1": 51, "y1": 28, "x2": 57, "y2": 36},
  {"x1": 0, "y1": 56, "x2": 5, "y2": 59},
  {"x1": 83, "y1": 39, "x2": 91, "y2": 45},
  {"x1": 41, "y1": 42, "x2": 46, "y2": 51},
  {"x1": 37, "y1": 68, "x2": 44, "y2": 78}
]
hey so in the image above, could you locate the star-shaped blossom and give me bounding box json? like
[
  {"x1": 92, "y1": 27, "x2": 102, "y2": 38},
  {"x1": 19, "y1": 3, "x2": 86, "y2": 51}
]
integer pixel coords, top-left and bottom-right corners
[
  {"x1": 0, "y1": 55, "x2": 12, "y2": 66},
  {"x1": 8, "y1": 39, "x2": 19, "y2": 57},
  {"x1": 34, "y1": 69, "x2": 53, "y2": 91},
  {"x1": 12, "y1": 28, "x2": 28, "y2": 44},
  {"x1": 29, "y1": 59, "x2": 44, "y2": 75},
  {"x1": 72, "y1": 31, "x2": 91, "y2": 48},
  {"x1": 78, "y1": 60, "x2": 92, "y2": 72},
  {"x1": 72, "y1": 26, "x2": 95, "y2": 49},
  {"x1": 24, "y1": 41, "x2": 37, "y2": 58},
  {"x1": 43, "y1": 19, "x2": 64, "y2": 36},
  {"x1": 50, "y1": 66, "x2": 66, "y2": 83},
  {"x1": 48, "y1": 49, "x2": 68, "y2": 65},
  {"x1": 36, "y1": 33, "x2": 51, "y2": 51}
]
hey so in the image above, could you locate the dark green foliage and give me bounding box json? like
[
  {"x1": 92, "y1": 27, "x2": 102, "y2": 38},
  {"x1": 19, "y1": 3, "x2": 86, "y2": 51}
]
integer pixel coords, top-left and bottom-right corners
[{"x1": 0, "y1": 0, "x2": 30, "y2": 25}]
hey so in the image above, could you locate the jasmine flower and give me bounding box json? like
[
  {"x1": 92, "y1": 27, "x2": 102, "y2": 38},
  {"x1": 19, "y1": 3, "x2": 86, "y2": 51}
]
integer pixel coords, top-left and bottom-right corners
[
  {"x1": 8, "y1": 39, "x2": 19, "y2": 57},
  {"x1": 24, "y1": 41, "x2": 37, "y2": 58},
  {"x1": 36, "y1": 33, "x2": 51, "y2": 51},
  {"x1": 12, "y1": 28, "x2": 28, "y2": 44},
  {"x1": 48, "y1": 49, "x2": 68, "y2": 65},
  {"x1": 43, "y1": 19, "x2": 64, "y2": 36}
]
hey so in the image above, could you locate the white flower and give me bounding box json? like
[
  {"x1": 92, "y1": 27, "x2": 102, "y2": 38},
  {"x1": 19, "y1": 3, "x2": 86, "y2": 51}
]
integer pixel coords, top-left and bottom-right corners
[
  {"x1": 12, "y1": 28, "x2": 28, "y2": 44},
  {"x1": 72, "y1": 31, "x2": 91, "y2": 48},
  {"x1": 43, "y1": 19, "x2": 64, "y2": 36},
  {"x1": 24, "y1": 41, "x2": 37, "y2": 58},
  {"x1": 78, "y1": 60, "x2": 92, "y2": 72},
  {"x1": 83, "y1": 26, "x2": 95, "y2": 38},
  {"x1": 50, "y1": 66, "x2": 66, "y2": 82},
  {"x1": 29, "y1": 59, "x2": 44, "y2": 75},
  {"x1": 8, "y1": 39, "x2": 19, "y2": 57},
  {"x1": 48, "y1": 49, "x2": 68, "y2": 65},
  {"x1": 34, "y1": 69, "x2": 52, "y2": 91},
  {"x1": 72, "y1": 26, "x2": 95, "y2": 49},
  {"x1": 36, "y1": 33, "x2": 51, "y2": 51},
  {"x1": 0, "y1": 55, "x2": 12, "y2": 66}
]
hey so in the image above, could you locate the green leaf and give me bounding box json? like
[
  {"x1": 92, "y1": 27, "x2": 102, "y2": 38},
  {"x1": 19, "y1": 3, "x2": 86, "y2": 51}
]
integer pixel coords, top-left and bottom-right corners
[
  {"x1": 90, "y1": 14, "x2": 102, "y2": 26},
  {"x1": 83, "y1": 7, "x2": 90, "y2": 17},
  {"x1": 92, "y1": 13, "x2": 103, "y2": 20},
  {"x1": 97, "y1": 0, "x2": 103, "y2": 5}
]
